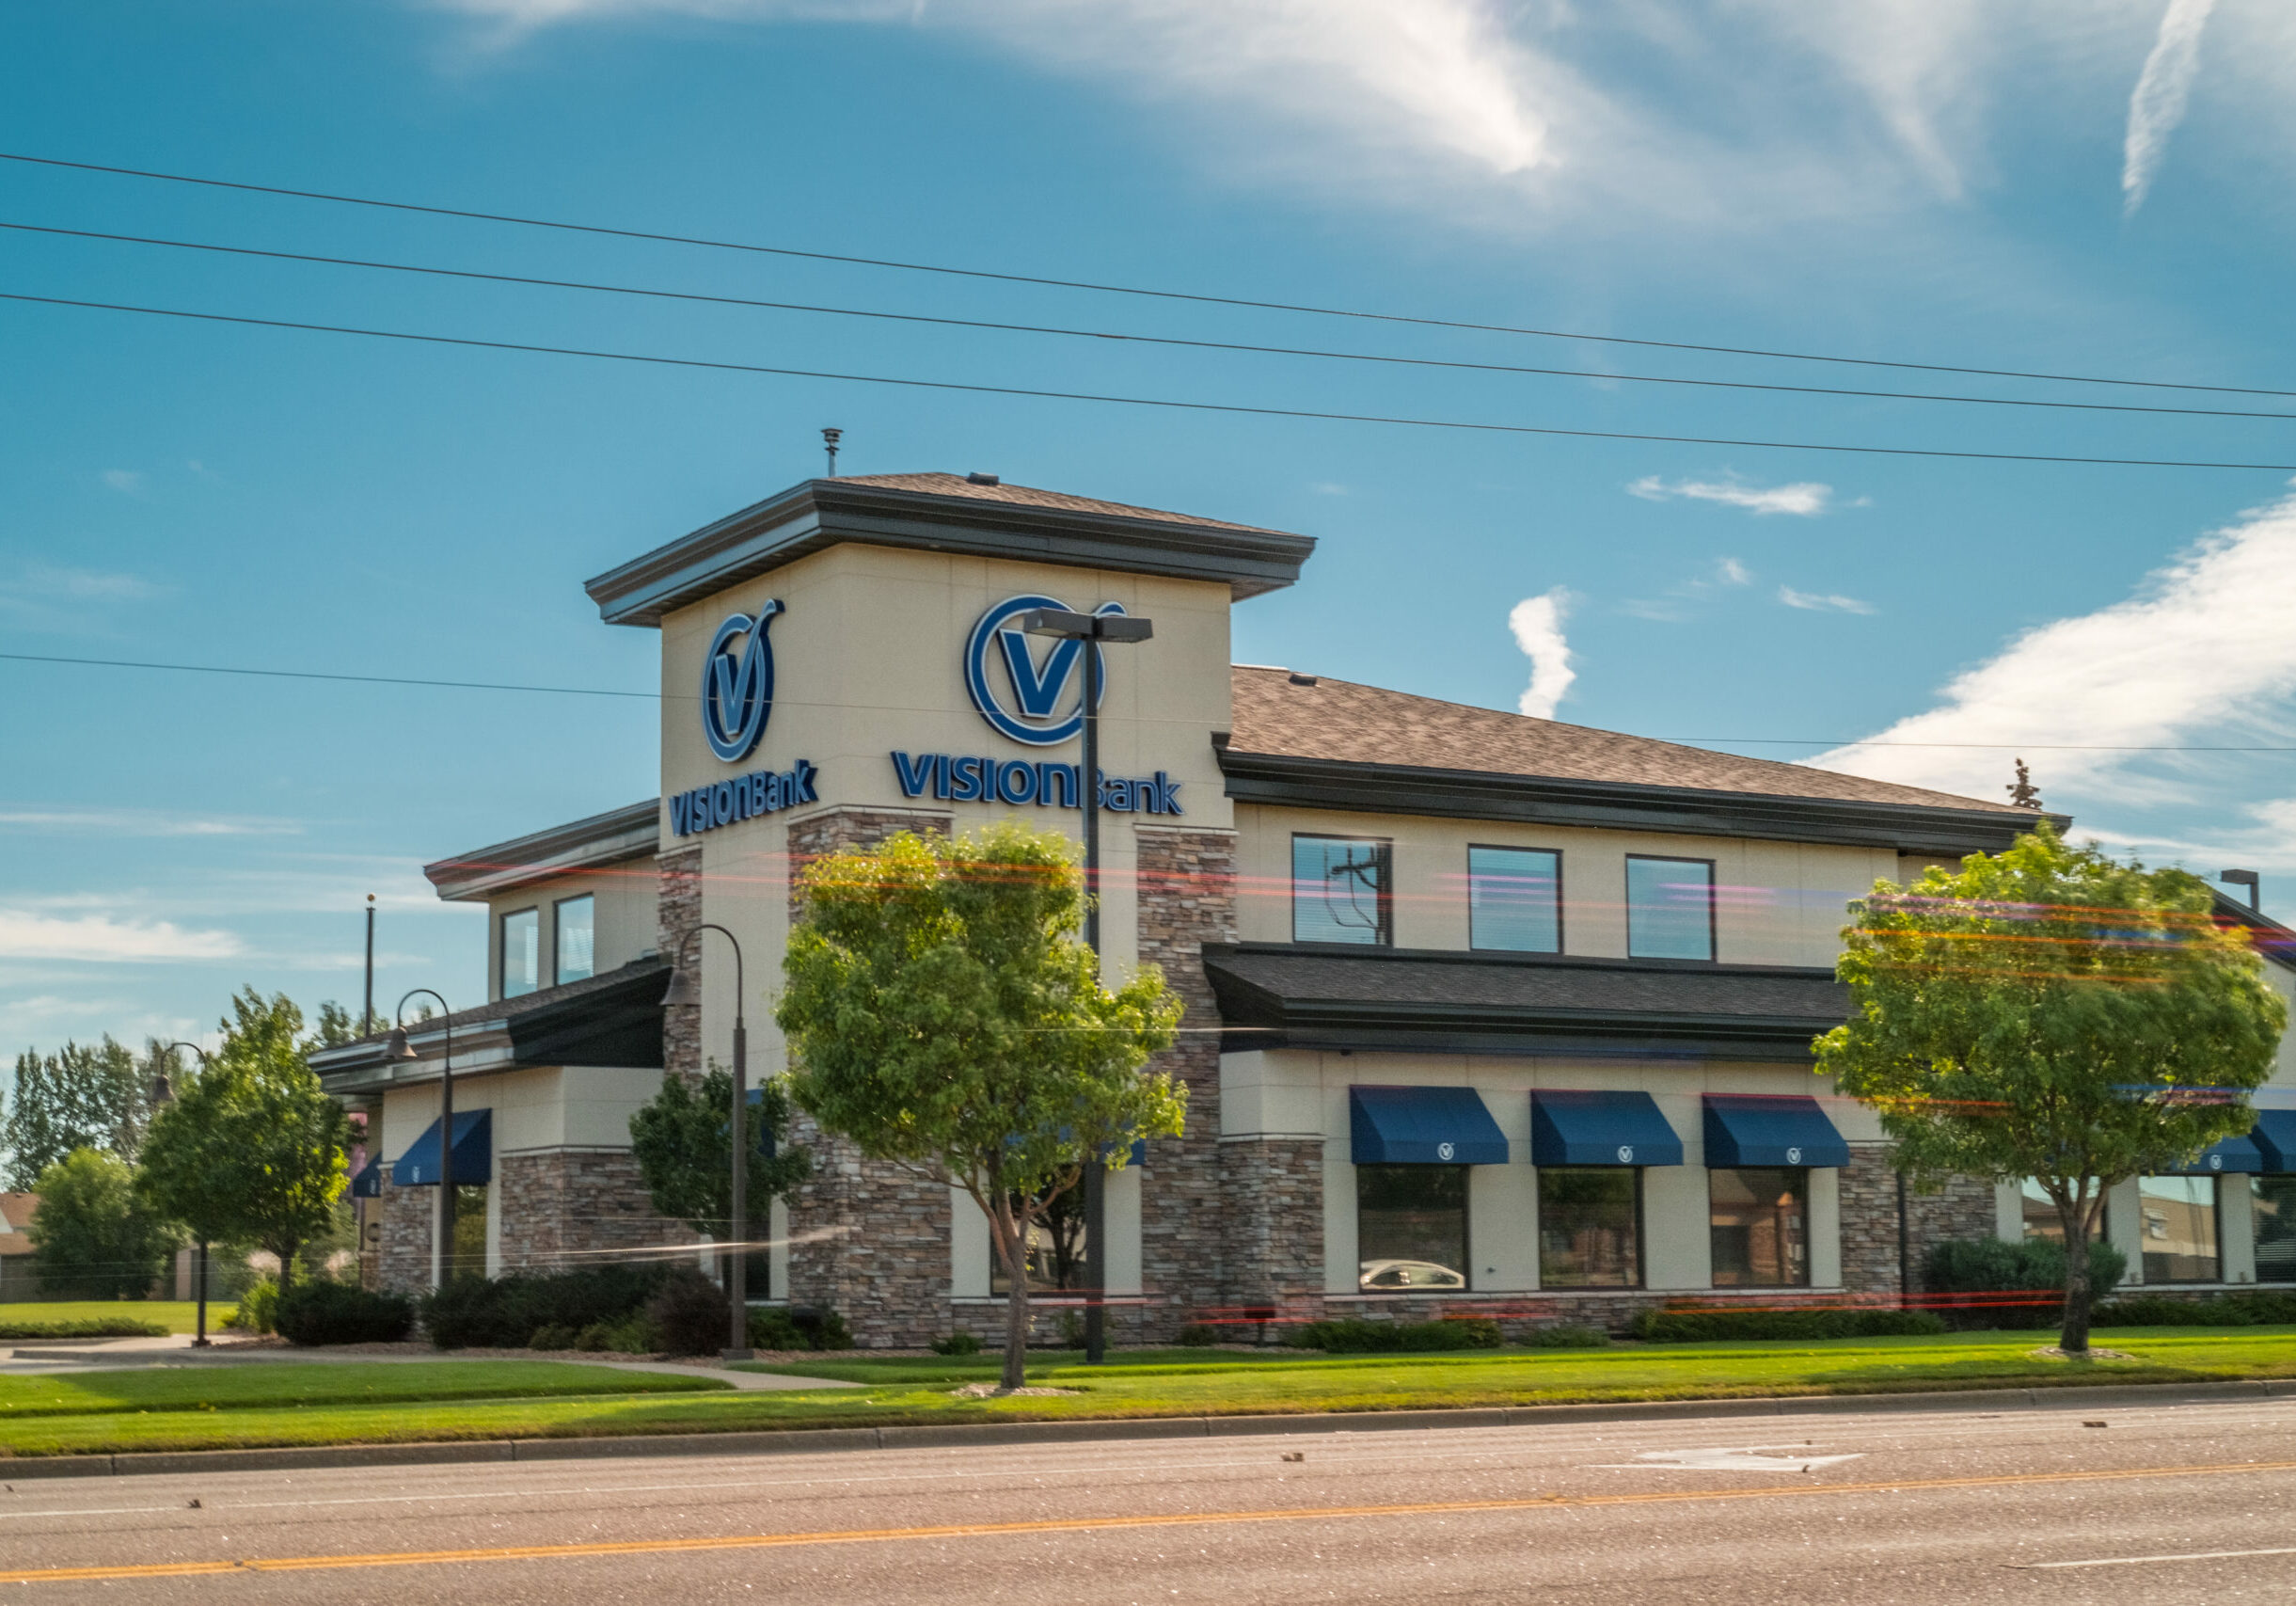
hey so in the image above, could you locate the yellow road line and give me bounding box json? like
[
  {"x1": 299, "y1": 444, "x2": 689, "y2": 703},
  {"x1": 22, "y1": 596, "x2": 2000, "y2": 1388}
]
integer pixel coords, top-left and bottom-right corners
[{"x1": 8, "y1": 1456, "x2": 2295, "y2": 1585}]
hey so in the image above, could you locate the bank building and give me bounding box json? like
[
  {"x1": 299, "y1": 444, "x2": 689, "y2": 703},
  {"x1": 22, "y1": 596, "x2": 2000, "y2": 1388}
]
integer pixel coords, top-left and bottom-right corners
[{"x1": 313, "y1": 470, "x2": 2296, "y2": 1342}]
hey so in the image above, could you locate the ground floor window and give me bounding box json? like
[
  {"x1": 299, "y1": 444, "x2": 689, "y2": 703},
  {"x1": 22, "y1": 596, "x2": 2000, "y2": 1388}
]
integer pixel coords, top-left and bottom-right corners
[
  {"x1": 2136, "y1": 1175, "x2": 2219, "y2": 1283},
  {"x1": 2255, "y1": 1176, "x2": 2296, "y2": 1283},
  {"x1": 1538, "y1": 1168, "x2": 1640, "y2": 1287},
  {"x1": 1356, "y1": 1165, "x2": 1468, "y2": 1291},
  {"x1": 449, "y1": 1184, "x2": 487, "y2": 1280},
  {"x1": 990, "y1": 1186, "x2": 1090, "y2": 1295},
  {"x1": 2019, "y1": 1177, "x2": 2107, "y2": 1245},
  {"x1": 1709, "y1": 1168, "x2": 1808, "y2": 1287}
]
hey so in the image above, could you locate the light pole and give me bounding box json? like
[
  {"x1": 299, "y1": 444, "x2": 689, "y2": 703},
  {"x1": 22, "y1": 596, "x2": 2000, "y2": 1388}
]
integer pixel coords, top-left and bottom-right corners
[
  {"x1": 152, "y1": 1042, "x2": 214, "y2": 1346},
  {"x1": 1020, "y1": 605, "x2": 1153, "y2": 1365},
  {"x1": 380, "y1": 991, "x2": 456, "y2": 1287},
  {"x1": 662, "y1": 923, "x2": 754, "y2": 1360}
]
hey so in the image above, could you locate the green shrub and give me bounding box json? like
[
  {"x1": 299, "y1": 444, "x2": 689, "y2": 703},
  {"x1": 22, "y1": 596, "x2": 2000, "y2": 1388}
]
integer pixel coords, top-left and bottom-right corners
[
  {"x1": 530, "y1": 1323, "x2": 577, "y2": 1350},
  {"x1": 931, "y1": 1331, "x2": 983, "y2": 1356},
  {"x1": 418, "y1": 1263, "x2": 673, "y2": 1350},
  {"x1": 1523, "y1": 1323, "x2": 1608, "y2": 1349},
  {"x1": 574, "y1": 1311, "x2": 661, "y2": 1353},
  {"x1": 275, "y1": 1280, "x2": 414, "y2": 1345},
  {"x1": 1633, "y1": 1306, "x2": 1948, "y2": 1343},
  {"x1": 1288, "y1": 1316, "x2": 1502, "y2": 1353},
  {"x1": 648, "y1": 1268, "x2": 733, "y2": 1357},
  {"x1": 1057, "y1": 1310, "x2": 1085, "y2": 1348},
  {"x1": 0, "y1": 1317, "x2": 168, "y2": 1340},
  {"x1": 2093, "y1": 1290, "x2": 2296, "y2": 1328},
  {"x1": 748, "y1": 1308, "x2": 805, "y2": 1350},
  {"x1": 1922, "y1": 1237, "x2": 2127, "y2": 1328},
  {"x1": 227, "y1": 1278, "x2": 279, "y2": 1333},
  {"x1": 743, "y1": 1305, "x2": 850, "y2": 1351},
  {"x1": 1174, "y1": 1324, "x2": 1218, "y2": 1347}
]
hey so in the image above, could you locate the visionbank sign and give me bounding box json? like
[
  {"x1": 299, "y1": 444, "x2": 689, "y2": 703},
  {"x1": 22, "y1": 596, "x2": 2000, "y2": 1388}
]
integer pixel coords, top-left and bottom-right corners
[{"x1": 668, "y1": 593, "x2": 1180, "y2": 838}]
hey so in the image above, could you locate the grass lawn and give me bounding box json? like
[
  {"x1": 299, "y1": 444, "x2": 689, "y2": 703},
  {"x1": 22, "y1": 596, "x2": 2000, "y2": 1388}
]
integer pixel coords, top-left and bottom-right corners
[
  {"x1": 5, "y1": 1328, "x2": 2295, "y2": 1459},
  {"x1": 0, "y1": 1300, "x2": 240, "y2": 1336}
]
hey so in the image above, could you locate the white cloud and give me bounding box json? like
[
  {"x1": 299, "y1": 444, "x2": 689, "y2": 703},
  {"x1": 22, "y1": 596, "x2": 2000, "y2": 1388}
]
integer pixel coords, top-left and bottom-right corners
[
  {"x1": 1811, "y1": 489, "x2": 2296, "y2": 801},
  {"x1": 100, "y1": 469, "x2": 146, "y2": 496},
  {"x1": 1622, "y1": 556, "x2": 1753, "y2": 621},
  {"x1": 1778, "y1": 586, "x2": 1876, "y2": 614},
  {"x1": 2123, "y1": 0, "x2": 2219, "y2": 215},
  {"x1": 0, "y1": 808, "x2": 293, "y2": 838},
  {"x1": 0, "y1": 910, "x2": 244, "y2": 962},
  {"x1": 1629, "y1": 477, "x2": 1834, "y2": 517},
  {"x1": 1508, "y1": 587, "x2": 1576, "y2": 719}
]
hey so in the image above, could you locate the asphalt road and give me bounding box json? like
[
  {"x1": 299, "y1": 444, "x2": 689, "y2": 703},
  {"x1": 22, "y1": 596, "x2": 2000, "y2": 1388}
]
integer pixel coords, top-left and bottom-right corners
[{"x1": 8, "y1": 1396, "x2": 2296, "y2": 1602}]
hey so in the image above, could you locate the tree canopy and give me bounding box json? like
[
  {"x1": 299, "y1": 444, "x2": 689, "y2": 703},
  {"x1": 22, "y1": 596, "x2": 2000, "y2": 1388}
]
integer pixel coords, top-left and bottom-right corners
[
  {"x1": 777, "y1": 823, "x2": 1184, "y2": 1386},
  {"x1": 1816, "y1": 824, "x2": 2286, "y2": 1353},
  {"x1": 28, "y1": 1147, "x2": 178, "y2": 1298},
  {"x1": 5, "y1": 1036, "x2": 166, "y2": 1186},
  {"x1": 630, "y1": 1062, "x2": 813, "y2": 1262}
]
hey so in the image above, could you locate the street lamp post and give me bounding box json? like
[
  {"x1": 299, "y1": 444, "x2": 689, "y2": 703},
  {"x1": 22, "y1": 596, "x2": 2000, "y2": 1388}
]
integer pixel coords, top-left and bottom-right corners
[
  {"x1": 662, "y1": 923, "x2": 754, "y2": 1360},
  {"x1": 152, "y1": 1042, "x2": 214, "y2": 1346},
  {"x1": 381, "y1": 991, "x2": 456, "y2": 1287},
  {"x1": 1020, "y1": 605, "x2": 1153, "y2": 1365}
]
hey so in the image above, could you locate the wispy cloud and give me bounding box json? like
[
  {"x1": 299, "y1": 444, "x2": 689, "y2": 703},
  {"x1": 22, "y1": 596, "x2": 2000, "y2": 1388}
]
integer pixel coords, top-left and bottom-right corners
[
  {"x1": 1508, "y1": 588, "x2": 1576, "y2": 719},
  {"x1": 2123, "y1": 0, "x2": 2219, "y2": 215},
  {"x1": 0, "y1": 808, "x2": 293, "y2": 838},
  {"x1": 0, "y1": 910, "x2": 244, "y2": 962},
  {"x1": 1629, "y1": 476, "x2": 1834, "y2": 517},
  {"x1": 1622, "y1": 557, "x2": 1753, "y2": 622},
  {"x1": 1778, "y1": 586, "x2": 1876, "y2": 614},
  {"x1": 1812, "y1": 489, "x2": 2296, "y2": 801},
  {"x1": 100, "y1": 469, "x2": 146, "y2": 496}
]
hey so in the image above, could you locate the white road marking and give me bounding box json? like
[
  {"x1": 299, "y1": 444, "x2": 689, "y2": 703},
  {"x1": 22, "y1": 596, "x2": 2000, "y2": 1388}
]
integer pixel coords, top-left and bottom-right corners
[
  {"x1": 2028, "y1": 1545, "x2": 2296, "y2": 1569},
  {"x1": 1591, "y1": 1446, "x2": 1863, "y2": 1472}
]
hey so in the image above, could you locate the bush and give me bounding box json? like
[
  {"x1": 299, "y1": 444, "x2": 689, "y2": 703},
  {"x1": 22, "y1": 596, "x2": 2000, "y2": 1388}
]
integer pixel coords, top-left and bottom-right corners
[
  {"x1": 1174, "y1": 1324, "x2": 1218, "y2": 1347},
  {"x1": 648, "y1": 1268, "x2": 734, "y2": 1357},
  {"x1": 2094, "y1": 1290, "x2": 2296, "y2": 1328},
  {"x1": 744, "y1": 1305, "x2": 851, "y2": 1351},
  {"x1": 530, "y1": 1324, "x2": 577, "y2": 1351},
  {"x1": 930, "y1": 1331, "x2": 982, "y2": 1356},
  {"x1": 576, "y1": 1312, "x2": 661, "y2": 1354},
  {"x1": 748, "y1": 1308, "x2": 805, "y2": 1350},
  {"x1": 418, "y1": 1263, "x2": 673, "y2": 1350},
  {"x1": 1288, "y1": 1316, "x2": 1503, "y2": 1353},
  {"x1": 275, "y1": 1280, "x2": 415, "y2": 1345},
  {"x1": 0, "y1": 1317, "x2": 168, "y2": 1340},
  {"x1": 1632, "y1": 1306, "x2": 1948, "y2": 1343},
  {"x1": 227, "y1": 1278, "x2": 279, "y2": 1333},
  {"x1": 1922, "y1": 1237, "x2": 2127, "y2": 1328},
  {"x1": 1523, "y1": 1323, "x2": 1608, "y2": 1349}
]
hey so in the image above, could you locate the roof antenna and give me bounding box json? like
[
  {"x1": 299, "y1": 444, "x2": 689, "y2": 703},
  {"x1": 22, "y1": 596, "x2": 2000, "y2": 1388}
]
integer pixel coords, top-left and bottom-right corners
[
  {"x1": 821, "y1": 427, "x2": 842, "y2": 478},
  {"x1": 2006, "y1": 757, "x2": 2043, "y2": 809}
]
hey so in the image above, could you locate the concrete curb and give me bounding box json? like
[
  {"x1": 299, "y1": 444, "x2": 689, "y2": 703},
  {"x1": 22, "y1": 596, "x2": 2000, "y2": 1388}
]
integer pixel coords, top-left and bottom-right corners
[{"x1": 7, "y1": 1376, "x2": 2291, "y2": 1482}]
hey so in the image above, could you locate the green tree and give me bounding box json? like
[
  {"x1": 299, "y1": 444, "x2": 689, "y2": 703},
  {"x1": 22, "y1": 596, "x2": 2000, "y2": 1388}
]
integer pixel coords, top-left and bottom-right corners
[
  {"x1": 311, "y1": 1002, "x2": 372, "y2": 1048},
  {"x1": 777, "y1": 823, "x2": 1185, "y2": 1388},
  {"x1": 1816, "y1": 825, "x2": 2285, "y2": 1355},
  {"x1": 5, "y1": 1036, "x2": 165, "y2": 1186},
  {"x1": 28, "y1": 1147, "x2": 179, "y2": 1298},
  {"x1": 629, "y1": 1064, "x2": 813, "y2": 1287}
]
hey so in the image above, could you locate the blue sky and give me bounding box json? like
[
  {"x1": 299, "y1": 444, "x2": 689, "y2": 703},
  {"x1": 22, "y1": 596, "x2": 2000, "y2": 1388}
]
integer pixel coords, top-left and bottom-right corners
[{"x1": 6, "y1": 0, "x2": 2296, "y2": 1056}]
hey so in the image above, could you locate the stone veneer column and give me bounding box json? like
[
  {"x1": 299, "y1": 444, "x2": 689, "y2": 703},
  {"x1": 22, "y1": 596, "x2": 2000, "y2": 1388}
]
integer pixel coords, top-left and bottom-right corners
[
  {"x1": 1837, "y1": 1142, "x2": 2003, "y2": 1301},
  {"x1": 1217, "y1": 1137, "x2": 1324, "y2": 1316},
  {"x1": 657, "y1": 845, "x2": 704, "y2": 1082},
  {"x1": 375, "y1": 1169, "x2": 432, "y2": 1295},
  {"x1": 1132, "y1": 826, "x2": 1252, "y2": 1341},
  {"x1": 783, "y1": 806, "x2": 954, "y2": 1347},
  {"x1": 495, "y1": 1149, "x2": 695, "y2": 1274}
]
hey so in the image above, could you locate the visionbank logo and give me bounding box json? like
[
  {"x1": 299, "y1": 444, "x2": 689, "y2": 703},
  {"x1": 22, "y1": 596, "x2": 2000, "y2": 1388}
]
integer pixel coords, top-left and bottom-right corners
[
  {"x1": 701, "y1": 598, "x2": 784, "y2": 763},
  {"x1": 964, "y1": 594, "x2": 1126, "y2": 747}
]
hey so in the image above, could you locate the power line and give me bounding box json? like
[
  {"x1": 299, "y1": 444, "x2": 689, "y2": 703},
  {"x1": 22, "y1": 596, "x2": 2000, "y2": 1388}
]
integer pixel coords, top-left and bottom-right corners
[
  {"x1": 8, "y1": 651, "x2": 2296, "y2": 753},
  {"x1": 10, "y1": 218, "x2": 2295, "y2": 425},
  {"x1": 11, "y1": 290, "x2": 2296, "y2": 472},
  {"x1": 5, "y1": 148, "x2": 2290, "y2": 403}
]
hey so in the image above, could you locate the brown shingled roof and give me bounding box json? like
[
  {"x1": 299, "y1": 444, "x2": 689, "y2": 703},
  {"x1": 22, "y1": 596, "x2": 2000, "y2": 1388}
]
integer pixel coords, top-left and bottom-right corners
[
  {"x1": 1227, "y1": 665, "x2": 2026, "y2": 814},
  {"x1": 836, "y1": 472, "x2": 1285, "y2": 534}
]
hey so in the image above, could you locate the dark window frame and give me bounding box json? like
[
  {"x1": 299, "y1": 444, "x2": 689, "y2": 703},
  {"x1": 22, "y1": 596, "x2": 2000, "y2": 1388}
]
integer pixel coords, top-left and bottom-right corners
[
  {"x1": 1354, "y1": 1162, "x2": 1472, "y2": 1293},
  {"x1": 1466, "y1": 842, "x2": 1565, "y2": 955},
  {"x1": 2252, "y1": 1175, "x2": 2296, "y2": 1284},
  {"x1": 1624, "y1": 853, "x2": 1718, "y2": 962},
  {"x1": 2135, "y1": 1173, "x2": 2225, "y2": 1285},
  {"x1": 1292, "y1": 833, "x2": 1395, "y2": 947},
  {"x1": 499, "y1": 906, "x2": 541, "y2": 1000},
  {"x1": 1707, "y1": 1165, "x2": 1812, "y2": 1289},
  {"x1": 1535, "y1": 1165, "x2": 1644, "y2": 1289},
  {"x1": 552, "y1": 892, "x2": 597, "y2": 988}
]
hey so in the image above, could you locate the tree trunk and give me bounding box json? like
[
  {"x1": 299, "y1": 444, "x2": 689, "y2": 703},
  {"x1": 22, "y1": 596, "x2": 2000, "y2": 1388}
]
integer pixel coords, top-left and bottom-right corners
[
  {"x1": 275, "y1": 1242, "x2": 298, "y2": 1296},
  {"x1": 2056, "y1": 1196, "x2": 2092, "y2": 1357},
  {"x1": 990, "y1": 1196, "x2": 1031, "y2": 1391}
]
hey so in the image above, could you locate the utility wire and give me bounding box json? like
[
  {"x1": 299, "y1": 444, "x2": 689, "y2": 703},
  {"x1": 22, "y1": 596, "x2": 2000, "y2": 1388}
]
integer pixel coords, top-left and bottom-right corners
[
  {"x1": 10, "y1": 291, "x2": 2296, "y2": 472},
  {"x1": 8, "y1": 651, "x2": 2296, "y2": 753},
  {"x1": 4, "y1": 149, "x2": 2290, "y2": 403},
  {"x1": 9, "y1": 218, "x2": 2294, "y2": 425}
]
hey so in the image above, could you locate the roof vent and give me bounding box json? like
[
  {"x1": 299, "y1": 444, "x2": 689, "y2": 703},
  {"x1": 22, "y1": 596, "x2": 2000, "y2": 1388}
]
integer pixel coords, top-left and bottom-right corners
[
  {"x1": 966, "y1": 472, "x2": 1001, "y2": 486},
  {"x1": 1288, "y1": 671, "x2": 1319, "y2": 687}
]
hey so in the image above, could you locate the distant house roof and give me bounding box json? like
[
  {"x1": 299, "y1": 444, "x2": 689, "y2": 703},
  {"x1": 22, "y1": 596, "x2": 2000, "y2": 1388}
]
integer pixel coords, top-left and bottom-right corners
[
  {"x1": 0, "y1": 1192, "x2": 37, "y2": 1258},
  {"x1": 1221, "y1": 666, "x2": 2066, "y2": 854},
  {"x1": 584, "y1": 473, "x2": 1317, "y2": 626},
  {"x1": 425, "y1": 800, "x2": 660, "y2": 903}
]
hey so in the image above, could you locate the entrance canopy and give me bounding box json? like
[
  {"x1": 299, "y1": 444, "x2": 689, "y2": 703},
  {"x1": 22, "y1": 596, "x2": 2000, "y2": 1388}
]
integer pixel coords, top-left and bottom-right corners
[
  {"x1": 2165, "y1": 1132, "x2": 2266, "y2": 1176},
  {"x1": 2251, "y1": 1110, "x2": 2296, "y2": 1172},
  {"x1": 1349, "y1": 1086, "x2": 1508, "y2": 1166},
  {"x1": 1529, "y1": 1089, "x2": 1683, "y2": 1167},
  {"x1": 392, "y1": 1110, "x2": 493, "y2": 1187},
  {"x1": 1701, "y1": 1094, "x2": 1849, "y2": 1169}
]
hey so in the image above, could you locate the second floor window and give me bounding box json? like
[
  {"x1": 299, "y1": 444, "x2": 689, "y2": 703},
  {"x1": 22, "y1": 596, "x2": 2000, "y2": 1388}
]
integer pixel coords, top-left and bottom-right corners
[
  {"x1": 555, "y1": 895, "x2": 595, "y2": 986},
  {"x1": 500, "y1": 908, "x2": 539, "y2": 998},
  {"x1": 1293, "y1": 835, "x2": 1391, "y2": 946},
  {"x1": 1626, "y1": 855, "x2": 1715, "y2": 961},
  {"x1": 1469, "y1": 846, "x2": 1561, "y2": 953}
]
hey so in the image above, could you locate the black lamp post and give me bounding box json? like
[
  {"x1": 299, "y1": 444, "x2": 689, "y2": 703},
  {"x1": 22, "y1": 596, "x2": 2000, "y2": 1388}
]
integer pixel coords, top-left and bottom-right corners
[
  {"x1": 381, "y1": 991, "x2": 456, "y2": 1287},
  {"x1": 1020, "y1": 604, "x2": 1153, "y2": 1365},
  {"x1": 153, "y1": 1042, "x2": 214, "y2": 1347},
  {"x1": 662, "y1": 923, "x2": 754, "y2": 1360}
]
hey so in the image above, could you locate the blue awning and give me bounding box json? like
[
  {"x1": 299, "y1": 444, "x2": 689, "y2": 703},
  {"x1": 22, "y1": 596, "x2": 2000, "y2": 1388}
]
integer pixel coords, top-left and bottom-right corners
[
  {"x1": 349, "y1": 1158, "x2": 383, "y2": 1199},
  {"x1": 2253, "y1": 1110, "x2": 2296, "y2": 1172},
  {"x1": 1702, "y1": 1094, "x2": 1849, "y2": 1169},
  {"x1": 1529, "y1": 1089, "x2": 1684, "y2": 1168},
  {"x1": 392, "y1": 1109, "x2": 492, "y2": 1186},
  {"x1": 2166, "y1": 1132, "x2": 2265, "y2": 1175},
  {"x1": 1349, "y1": 1086, "x2": 1508, "y2": 1166}
]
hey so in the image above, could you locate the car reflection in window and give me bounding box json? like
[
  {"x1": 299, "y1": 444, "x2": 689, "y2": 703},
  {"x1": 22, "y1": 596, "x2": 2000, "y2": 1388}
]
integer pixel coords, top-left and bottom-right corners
[{"x1": 1359, "y1": 1258, "x2": 1467, "y2": 1291}]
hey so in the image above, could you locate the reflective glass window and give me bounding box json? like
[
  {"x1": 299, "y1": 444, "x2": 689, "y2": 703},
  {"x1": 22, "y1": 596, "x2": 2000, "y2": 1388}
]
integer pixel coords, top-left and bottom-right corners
[
  {"x1": 500, "y1": 909, "x2": 539, "y2": 998},
  {"x1": 1469, "y1": 846, "x2": 1561, "y2": 953},
  {"x1": 2136, "y1": 1175, "x2": 2219, "y2": 1283},
  {"x1": 1294, "y1": 835, "x2": 1391, "y2": 946},
  {"x1": 449, "y1": 1184, "x2": 487, "y2": 1281},
  {"x1": 1626, "y1": 856, "x2": 1715, "y2": 961},
  {"x1": 2253, "y1": 1176, "x2": 2296, "y2": 1283},
  {"x1": 1709, "y1": 1167, "x2": 1809, "y2": 1287},
  {"x1": 1538, "y1": 1168, "x2": 1640, "y2": 1287},
  {"x1": 2020, "y1": 1178, "x2": 2107, "y2": 1244},
  {"x1": 554, "y1": 895, "x2": 595, "y2": 986},
  {"x1": 1357, "y1": 1165, "x2": 1468, "y2": 1291},
  {"x1": 990, "y1": 1186, "x2": 1090, "y2": 1295}
]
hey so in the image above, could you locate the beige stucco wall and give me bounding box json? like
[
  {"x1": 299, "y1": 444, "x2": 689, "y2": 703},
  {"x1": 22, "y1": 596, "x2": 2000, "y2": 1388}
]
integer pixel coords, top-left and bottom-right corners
[{"x1": 484, "y1": 863, "x2": 658, "y2": 1001}]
